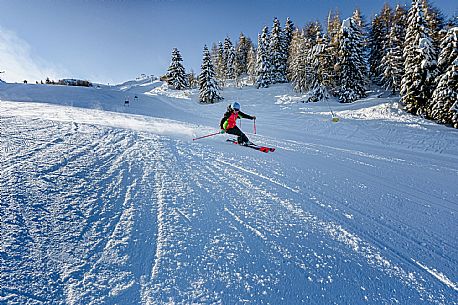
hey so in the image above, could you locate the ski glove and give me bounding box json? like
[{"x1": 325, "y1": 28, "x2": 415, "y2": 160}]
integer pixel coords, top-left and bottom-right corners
[
  {"x1": 220, "y1": 129, "x2": 226, "y2": 134},
  {"x1": 252, "y1": 116, "x2": 256, "y2": 120}
]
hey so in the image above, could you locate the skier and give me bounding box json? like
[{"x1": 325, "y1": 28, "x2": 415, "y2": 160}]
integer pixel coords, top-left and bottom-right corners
[{"x1": 220, "y1": 101, "x2": 256, "y2": 145}]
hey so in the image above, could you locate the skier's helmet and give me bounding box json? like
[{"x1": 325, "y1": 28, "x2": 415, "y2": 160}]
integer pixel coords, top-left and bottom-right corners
[{"x1": 231, "y1": 101, "x2": 241, "y2": 111}]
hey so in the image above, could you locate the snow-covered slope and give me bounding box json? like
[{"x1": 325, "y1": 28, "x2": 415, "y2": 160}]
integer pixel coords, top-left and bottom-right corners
[{"x1": 1, "y1": 81, "x2": 457, "y2": 304}]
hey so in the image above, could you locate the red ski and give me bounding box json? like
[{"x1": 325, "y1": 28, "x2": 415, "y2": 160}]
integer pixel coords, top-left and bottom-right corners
[{"x1": 226, "y1": 139, "x2": 275, "y2": 153}]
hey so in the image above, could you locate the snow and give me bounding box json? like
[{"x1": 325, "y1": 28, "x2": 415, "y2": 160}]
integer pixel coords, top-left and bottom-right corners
[
  {"x1": 414, "y1": 260, "x2": 458, "y2": 292},
  {"x1": 1, "y1": 80, "x2": 457, "y2": 304},
  {"x1": 0, "y1": 101, "x2": 195, "y2": 138},
  {"x1": 146, "y1": 81, "x2": 193, "y2": 100},
  {"x1": 336, "y1": 99, "x2": 434, "y2": 123}
]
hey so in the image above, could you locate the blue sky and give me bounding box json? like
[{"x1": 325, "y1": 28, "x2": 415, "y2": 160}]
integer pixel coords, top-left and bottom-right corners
[{"x1": 0, "y1": 0, "x2": 456, "y2": 84}]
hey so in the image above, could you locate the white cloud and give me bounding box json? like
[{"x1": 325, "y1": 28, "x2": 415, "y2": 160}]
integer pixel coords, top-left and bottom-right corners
[{"x1": 0, "y1": 27, "x2": 68, "y2": 83}]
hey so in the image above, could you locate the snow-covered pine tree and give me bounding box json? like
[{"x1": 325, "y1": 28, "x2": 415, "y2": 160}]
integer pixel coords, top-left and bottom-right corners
[
  {"x1": 431, "y1": 58, "x2": 458, "y2": 127},
  {"x1": 368, "y1": 4, "x2": 392, "y2": 83},
  {"x1": 434, "y1": 27, "x2": 458, "y2": 76},
  {"x1": 392, "y1": 4, "x2": 407, "y2": 38},
  {"x1": 210, "y1": 43, "x2": 219, "y2": 65},
  {"x1": 234, "y1": 56, "x2": 244, "y2": 87},
  {"x1": 352, "y1": 8, "x2": 367, "y2": 29},
  {"x1": 381, "y1": 5, "x2": 407, "y2": 93},
  {"x1": 234, "y1": 33, "x2": 253, "y2": 86},
  {"x1": 188, "y1": 70, "x2": 198, "y2": 89},
  {"x1": 327, "y1": 10, "x2": 342, "y2": 48},
  {"x1": 419, "y1": 35, "x2": 439, "y2": 116},
  {"x1": 325, "y1": 10, "x2": 342, "y2": 94},
  {"x1": 306, "y1": 32, "x2": 331, "y2": 102},
  {"x1": 401, "y1": 0, "x2": 438, "y2": 116},
  {"x1": 236, "y1": 33, "x2": 253, "y2": 75},
  {"x1": 246, "y1": 45, "x2": 257, "y2": 85},
  {"x1": 269, "y1": 18, "x2": 288, "y2": 83},
  {"x1": 284, "y1": 17, "x2": 294, "y2": 50},
  {"x1": 381, "y1": 26, "x2": 404, "y2": 93},
  {"x1": 368, "y1": 17, "x2": 384, "y2": 82},
  {"x1": 221, "y1": 40, "x2": 228, "y2": 73},
  {"x1": 304, "y1": 21, "x2": 323, "y2": 46},
  {"x1": 214, "y1": 42, "x2": 226, "y2": 87},
  {"x1": 223, "y1": 37, "x2": 236, "y2": 80},
  {"x1": 337, "y1": 17, "x2": 368, "y2": 103},
  {"x1": 319, "y1": 32, "x2": 337, "y2": 92},
  {"x1": 288, "y1": 29, "x2": 307, "y2": 93},
  {"x1": 284, "y1": 17, "x2": 295, "y2": 75},
  {"x1": 422, "y1": 0, "x2": 446, "y2": 53},
  {"x1": 352, "y1": 9, "x2": 369, "y2": 85},
  {"x1": 352, "y1": 9, "x2": 370, "y2": 66},
  {"x1": 302, "y1": 25, "x2": 318, "y2": 92},
  {"x1": 430, "y1": 27, "x2": 458, "y2": 126},
  {"x1": 166, "y1": 48, "x2": 188, "y2": 90},
  {"x1": 255, "y1": 27, "x2": 272, "y2": 88},
  {"x1": 199, "y1": 46, "x2": 222, "y2": 104}
]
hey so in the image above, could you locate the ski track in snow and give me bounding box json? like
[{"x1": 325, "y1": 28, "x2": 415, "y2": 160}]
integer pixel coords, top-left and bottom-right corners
[{"x1": 1, "y1": 104, "x2": 457, "y2": 304}]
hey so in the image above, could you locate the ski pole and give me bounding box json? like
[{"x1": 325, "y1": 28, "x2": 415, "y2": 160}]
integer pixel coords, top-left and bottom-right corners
[
  {"x1": 192, "y1": 131, "x2": 221, "y2": 141},
  {"x1": 324, "y1": 98, "x2": 335, "y2": 117},
  {"x1": 253, "y1": 119, "x2": 257, "y2": 134},
  {"x1": 324, "y1": 99, "x2": 339, "y2": 122}
]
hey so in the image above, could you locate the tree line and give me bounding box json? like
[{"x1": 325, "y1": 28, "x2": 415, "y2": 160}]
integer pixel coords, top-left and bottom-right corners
[
  {"x1": 164, "y1": 0, "x2": 458, "y2": 128},
  {"x1": 24, "y1": 77, "x2": 92, "y2": 87}
]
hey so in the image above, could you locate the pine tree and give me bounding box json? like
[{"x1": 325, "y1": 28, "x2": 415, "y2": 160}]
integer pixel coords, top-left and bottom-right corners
[
  {"x1": 326, "y1": 10, "x2": 342, "y2": 94},
  {"x1": 166, "y1": 48, "x2": 188, "y2": 90},
  {"x1": 304, "y1": 21, "x2": 322, "y2": 45},
  {"x1": 269, "y1": 18, "x2": 288, "y2": 83},
  {"x1": 320, "y1": 33, "x2": 336, "y2": 92},
  {"x1": 235, "y1": 33, "x2": 252, "y2": 76},
  {"x1": 306, "y1": 33, "x2": 332, "y2": 102},
  {"x1": 234, "y1": 33, "x2": 253, "y2": 86},
  {"x1": 430, "y1": 27, "x2": 458, "y2": 127},
  {"x1": 284, "y1": 17, "x2": 295, "y2": 81},
  {"x1": 234, "y1": 59, "x2": 244, "y2": 87},
  {"x1": 368, "y1": 4, "x2": 392, "y2": 83},
  {"x1": 353, "y1": 9, "x2": 370, "y2": 65},
  {"x1": 223, "y1": 37, "x2": 236, "y2": 80},
  {"x1": 381, "y1": 26, "x2": 404, "y2": 93},
  {"x1": 392, "y1": 4, "x2": 408, "y2": 37},
  {"x1": 284, "y1": 17, "x2": 294, "y2": 49},
  {"x1": 199, "y1": 46, "x2": 222, "y2": 104},
  {"x1": 422, "y1": 0, "x2": 446, "y2": 53},
  {"x1": 284, "y1": 19, "x2": 294, "y2": 51},
  {"x1": 188, "y1": 70, "x2": 198, "y2": 89},
  {"x1": 288, "y1": 29, "x2": 307, "y2": 93},
  {"x1": 352, "y1": 8, "x2": 367, "y2": 29},
  {"x1": 327, "y1": 10, "x2": 342, "y2": 49},
  {"x1": 435, "y1": 27, "x2": 458, "y2": 74},
  {"x1": 302, "y1": 26, "x2": 317, "y2": 92},
  {"x1": 246, "y1": 45, "x2": 257, "y2": 85},
  {"x1": 352, "y1": 10, "x2": 369, "y2": 85},
  {"x1": 255, "y1": 27, "x2": 272, "y2": 88},
  {"x1": 381, "y1": 5, "x2": 407, "y2": 93},
  {"x1": 431, "y1": 58, "x2": 458, "y2": 127},
  {"x1": 213, "y1": 42, "x2": 226, "y2": 87},
  {"x1": 210, "y1": 42, "x2": 219, "y2": 64},
  {"x1": 337, "y1": 17, "x2": 368, "y2": 103},
  {"x1": 401, "y1": 0, "x2": 438, "y2": 115}
]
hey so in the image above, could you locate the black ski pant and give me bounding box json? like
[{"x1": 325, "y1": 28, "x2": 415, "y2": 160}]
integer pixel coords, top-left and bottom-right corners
[{"x1": 226, "y1": 126, "x2": 249, "y2": 144}]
